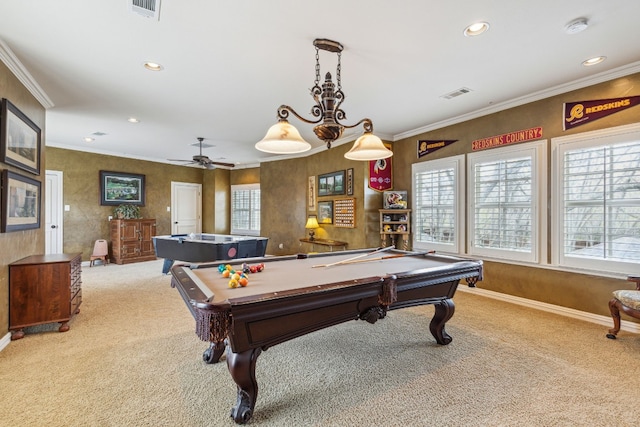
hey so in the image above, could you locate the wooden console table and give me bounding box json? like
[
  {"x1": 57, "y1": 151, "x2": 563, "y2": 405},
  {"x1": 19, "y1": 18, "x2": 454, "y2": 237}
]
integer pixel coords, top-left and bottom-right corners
[{"x1": 299, "y1": 238, "x2": 348, "y2": 252}]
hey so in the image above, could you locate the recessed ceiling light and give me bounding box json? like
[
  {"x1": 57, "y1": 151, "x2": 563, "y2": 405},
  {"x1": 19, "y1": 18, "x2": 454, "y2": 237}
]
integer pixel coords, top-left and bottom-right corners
[
  {"x1": 83, "y1": 137, "x2": 95, "y2": 143},
  {"x1": 128, "y1": 117, "x2": 140, "y2": 123},
  {"x1": 143, "y1": 61, "x2": 163, "y2": 71},
  {"x1": 464, "y1": 22, "x2": 490, "y2": 37},
  {"x1": 582, "y1": 56, "x2": 606, "y2": 66}
]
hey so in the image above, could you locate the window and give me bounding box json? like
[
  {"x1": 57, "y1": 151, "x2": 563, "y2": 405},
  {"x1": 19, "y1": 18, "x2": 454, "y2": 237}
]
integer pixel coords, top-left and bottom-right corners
[
  {"x1": 231, "y1": 184, "x2": 260, "y2": 235},
  {"x1": 412, "y1": 156, "x2": 464, "y2": 253},
  {"x1": 468, "y1": 140, "x2": 546, "y2": 263},
  {"x1": 552, "y1": 123, "x2": 640, "y2": 273}
]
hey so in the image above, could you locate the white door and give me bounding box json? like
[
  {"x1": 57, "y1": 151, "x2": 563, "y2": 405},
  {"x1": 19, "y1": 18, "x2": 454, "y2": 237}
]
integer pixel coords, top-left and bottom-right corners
[
  {"x1": 171, "y1": 181, "x2": 202, "y2": 234},
  {"x1": 45, "y1": 170, "x2": 64, "y2": 254}
]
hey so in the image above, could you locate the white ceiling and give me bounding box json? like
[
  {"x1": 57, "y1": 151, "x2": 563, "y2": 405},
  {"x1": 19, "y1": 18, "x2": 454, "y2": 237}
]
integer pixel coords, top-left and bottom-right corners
[{"x1": 1, "y1": 0, "x2": 640, "y2": 169}]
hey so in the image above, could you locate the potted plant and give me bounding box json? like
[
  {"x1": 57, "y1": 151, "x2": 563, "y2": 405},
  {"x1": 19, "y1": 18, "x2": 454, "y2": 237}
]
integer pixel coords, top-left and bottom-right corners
[{"x1": 113, "y1": 204, "x2": 141, "y2": 219}]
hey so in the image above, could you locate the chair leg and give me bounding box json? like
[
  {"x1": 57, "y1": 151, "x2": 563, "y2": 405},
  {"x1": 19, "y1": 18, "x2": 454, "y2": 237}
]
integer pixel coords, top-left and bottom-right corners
[{"x1": 606, "y1": 298, "x2": 622, "y2": 339}]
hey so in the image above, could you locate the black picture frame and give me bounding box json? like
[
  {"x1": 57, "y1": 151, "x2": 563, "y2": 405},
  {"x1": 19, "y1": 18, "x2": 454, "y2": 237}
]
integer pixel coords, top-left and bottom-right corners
[
  {"x1": 318, "y1": 170, "x2": 345, "y2": 196},
  {"x1": 318, "y1": 200, "x2": 333, "y2": 224},
  {"x1": 0, "y1": 98, "x2": 41, "y2": 175},
  {"x1": 1, "y1": 169, "x2": 41, "y2": 232},
  {"x1": 99, "y1": 170, "x2": 146, "y2": 206},
  {"x1": 346, "y1": 168, "x2": 354, "y2": 196}
]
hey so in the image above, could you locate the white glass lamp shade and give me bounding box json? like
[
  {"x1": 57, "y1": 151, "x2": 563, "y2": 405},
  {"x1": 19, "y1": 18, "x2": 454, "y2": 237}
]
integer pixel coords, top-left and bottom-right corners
[
  {"x1": 255, "y1": 120, "x2": 312, "y2": 154},
  {"x1": 344, "y1": 133, "x2": 393, "y2": 161}
]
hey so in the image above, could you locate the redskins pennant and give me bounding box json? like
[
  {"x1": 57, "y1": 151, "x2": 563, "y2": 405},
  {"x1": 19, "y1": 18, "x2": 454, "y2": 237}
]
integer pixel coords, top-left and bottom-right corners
[
  {"x1": 417, "y1": 140, "x2": 458, "y2": 158},
  {"x1": 564, "y1": 96, "x2": 640, "y2": 130}
]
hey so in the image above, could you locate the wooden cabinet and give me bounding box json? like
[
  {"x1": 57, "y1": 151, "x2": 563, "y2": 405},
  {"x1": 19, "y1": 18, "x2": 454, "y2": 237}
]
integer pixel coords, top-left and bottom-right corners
[
  {"x1": 9, "y1": 253, "x2": 82, "y2": 340},
  {"x1": 110, "y1": 218, "x2": 157, "y2": 264},
  {"x1": 379, "y1": 209, "x2": 411, "y2": 250}
]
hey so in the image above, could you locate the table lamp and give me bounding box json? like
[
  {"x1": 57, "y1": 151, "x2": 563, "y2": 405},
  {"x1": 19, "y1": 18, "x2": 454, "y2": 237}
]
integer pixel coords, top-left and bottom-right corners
[{"x1": 305, "y1": 215, "x2": 320, "y2": 241}]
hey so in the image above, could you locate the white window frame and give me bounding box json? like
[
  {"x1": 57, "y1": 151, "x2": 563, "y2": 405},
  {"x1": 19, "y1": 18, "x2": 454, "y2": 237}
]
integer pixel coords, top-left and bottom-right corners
[
  {"x1": 230, "y1": 183, "x2": 260, "y2": 236},
  {"x1": 467, "y1": 140, "x2": 547, "y2": 263},
  {"x1": 411, "y1": 155, "x2": 465, "y2": 254},
  {"x1": 551, "y1": 122, "x2": 640, "y2": 275}
]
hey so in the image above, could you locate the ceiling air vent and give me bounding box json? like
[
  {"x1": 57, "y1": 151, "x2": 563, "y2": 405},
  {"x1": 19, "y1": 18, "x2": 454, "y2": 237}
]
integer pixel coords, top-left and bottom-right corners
[
  {"x1": 441, "y1": 87, "x2": 472, "y2": 100},
  {"x1": 130, "y1": 0, "x2": 161, "y2": 20}
]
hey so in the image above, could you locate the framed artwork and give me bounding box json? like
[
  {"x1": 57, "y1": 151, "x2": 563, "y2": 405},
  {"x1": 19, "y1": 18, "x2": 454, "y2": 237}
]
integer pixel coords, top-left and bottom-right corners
[
  {"x1": 317, "y1": 200, "x2": 333, "y2": 224},
  {"x1": 99, "y1": 170, "x2": 146, "y2": 206},
  {"x1": 346, "y1": 168, "x2": 354, "y2": 196},
  {"x1": 308, "y1": 176, "x2": 316, "y2": 211},
  {"x1": 318, "y1": 170, "x2": 345, "y2": 196},
  {"x1": 0, "y1": 98, "x2": 41, "y2": 175},
  {"x1": 1, "y1": 170, "x2": 41, "y2": 232}
]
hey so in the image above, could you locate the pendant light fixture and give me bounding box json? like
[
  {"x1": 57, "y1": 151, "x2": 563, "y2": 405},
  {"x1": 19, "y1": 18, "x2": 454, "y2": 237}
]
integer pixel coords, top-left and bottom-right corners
[{"x1": 256, "y1": 38, "x2": 392, "y2": 161}]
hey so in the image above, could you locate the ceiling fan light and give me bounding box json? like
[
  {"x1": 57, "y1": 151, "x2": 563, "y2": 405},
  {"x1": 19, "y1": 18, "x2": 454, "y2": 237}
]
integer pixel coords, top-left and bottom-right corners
[
  {"x1": 255, "y1": 120, "x2": 312, "y2": 154},
  {"x1": 344, "y1": 133, "x2": 393, "y2": 161}
]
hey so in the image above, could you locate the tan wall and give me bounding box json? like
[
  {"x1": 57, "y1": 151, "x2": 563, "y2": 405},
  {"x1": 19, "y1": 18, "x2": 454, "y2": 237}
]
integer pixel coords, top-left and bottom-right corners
[
  {"x1": 258, "y1": 144, "x2": 386, "y2": 256},
  {"x1": 0, "y1": 61, "x2": 46, "y2": 335},
  {"x1": 46, "y1": 148, "x2": 208, "y2": 258},
  {"x1": 391, "y1": 73, "x2": 640, "y2": 318}
]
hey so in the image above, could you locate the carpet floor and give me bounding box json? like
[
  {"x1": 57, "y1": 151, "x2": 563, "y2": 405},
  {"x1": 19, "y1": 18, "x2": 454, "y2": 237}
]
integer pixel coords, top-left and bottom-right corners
[{"x1": 0, "y1": 259, "x2": 638, "y2": 426}]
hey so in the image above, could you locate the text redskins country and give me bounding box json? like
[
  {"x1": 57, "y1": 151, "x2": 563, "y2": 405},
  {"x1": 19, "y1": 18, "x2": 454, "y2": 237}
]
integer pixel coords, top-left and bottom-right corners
[{"x1": 471, "y1": 127, "x2": 543, "y2": 151}]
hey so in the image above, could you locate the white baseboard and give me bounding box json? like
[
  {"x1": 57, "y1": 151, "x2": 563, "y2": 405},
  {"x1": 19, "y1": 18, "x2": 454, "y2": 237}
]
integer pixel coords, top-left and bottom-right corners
[
  {"x1": 0, "y1": 332, "x2": 11, "y2": 352},
  {"x1": 458, "y1": 285, "x2": 640, "y2": 334}
]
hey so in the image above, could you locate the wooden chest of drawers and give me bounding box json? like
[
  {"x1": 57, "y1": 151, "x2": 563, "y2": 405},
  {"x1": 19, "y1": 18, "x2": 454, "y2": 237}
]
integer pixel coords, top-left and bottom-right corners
[{"x1": 9, "y1": 253, "x2": 82, "y2": 340}]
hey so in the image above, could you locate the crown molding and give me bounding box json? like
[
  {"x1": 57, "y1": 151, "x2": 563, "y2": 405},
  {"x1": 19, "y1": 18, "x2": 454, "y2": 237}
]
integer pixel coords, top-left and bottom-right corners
[
  {"x1": 0, "y1": 38, "x2": 54, "y2": 109},
  {"x1": 394, "y1": 61, "x2": 640, "y2": 141}
]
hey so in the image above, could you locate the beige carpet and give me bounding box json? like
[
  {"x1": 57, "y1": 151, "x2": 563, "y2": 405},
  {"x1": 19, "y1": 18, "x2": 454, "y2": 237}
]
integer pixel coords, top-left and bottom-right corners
[{"x1": 0, "y1": 259, "x2": 638, "y2": 427}]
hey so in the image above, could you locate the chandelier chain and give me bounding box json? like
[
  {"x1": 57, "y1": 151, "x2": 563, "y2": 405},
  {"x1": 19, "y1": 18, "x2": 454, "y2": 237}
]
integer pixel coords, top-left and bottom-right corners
[
  {"x1": 314, "y1": 46, "x2": 321, "y2": 87},
  {"x1": 336, "y1": 51, "x2": 342, "y2": 92}
]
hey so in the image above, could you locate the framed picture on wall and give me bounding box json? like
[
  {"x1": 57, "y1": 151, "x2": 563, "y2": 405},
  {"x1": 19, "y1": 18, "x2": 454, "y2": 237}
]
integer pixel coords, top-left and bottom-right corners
[
  {"x1": 1, "y1": 169, "x2": 41, "y2": 232},
  {"x1": 99, "y1": 170, "x2": 146, "y2": 206},
  {"x1": 0, "y1": 98, "x2": 41, "y2": 175},
  {"x1": 318, "y1": 200, "x2": 333, "y2": 224},
  {"x1": 308, "y1": 176, "x2": 317, "y2": 211},
  {"x1": 318, "y1": 170, "x2": 345, "y2": 196}
]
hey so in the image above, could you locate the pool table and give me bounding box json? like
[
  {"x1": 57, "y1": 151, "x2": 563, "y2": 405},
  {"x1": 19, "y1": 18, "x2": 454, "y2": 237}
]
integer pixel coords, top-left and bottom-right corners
[
  {"x1": 153, "y1": 233, "x2": 269, "y2": 274},
  {"x1": 170, "y1": 248, "x2": 483, "y2": 424}
]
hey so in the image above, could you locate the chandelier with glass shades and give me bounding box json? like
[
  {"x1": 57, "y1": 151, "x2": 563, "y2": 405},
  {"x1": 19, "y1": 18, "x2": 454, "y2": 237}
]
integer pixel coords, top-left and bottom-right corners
[{"x1": 255, "y1": 38, "x2": 393, "y2": 161}]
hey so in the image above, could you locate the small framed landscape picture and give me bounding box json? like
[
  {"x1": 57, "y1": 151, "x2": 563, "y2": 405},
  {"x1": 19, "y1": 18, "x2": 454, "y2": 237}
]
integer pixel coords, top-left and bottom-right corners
[
  {"x1": 0, "y1": 98, "x2": 41, "y2": 175},
  {"x1": 99, "y1": 170, "x2": 146, "y2": 206},
  {"x1": 318, "y1": 170, "x2": 345, "y2": 197},
  {"x1": 318, "y1": 200, "x2": 333, "y2": 224},
  {"x1": 1, "y1": 169, "x2": 41, "y2": 232}
]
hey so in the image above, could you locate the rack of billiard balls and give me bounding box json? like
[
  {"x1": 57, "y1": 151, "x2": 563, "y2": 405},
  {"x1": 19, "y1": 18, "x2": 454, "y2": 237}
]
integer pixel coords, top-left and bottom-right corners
[{"x1": 218, "y1": 262, "x2": 265, "y2": 288}]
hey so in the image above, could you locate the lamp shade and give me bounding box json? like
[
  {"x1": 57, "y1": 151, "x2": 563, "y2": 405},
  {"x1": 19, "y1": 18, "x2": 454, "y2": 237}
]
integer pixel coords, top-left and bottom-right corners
[
  {"x1": 305, "y1": 216, "x2": 320, "y2": 229},
  {"x1": 344, "y1": 133, "x2": 393, "y2": 161},
  {"x1": 255, "y1": 120, "x2": 312, "y2": 154}
]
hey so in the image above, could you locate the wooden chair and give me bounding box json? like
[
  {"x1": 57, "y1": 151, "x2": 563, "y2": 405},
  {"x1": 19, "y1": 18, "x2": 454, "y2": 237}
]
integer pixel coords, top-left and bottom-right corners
[
  {"x1": 606, "y1": 275, "x2": 640, "y2": 339},
  {"x1": 89, "y1": 239, "x2": 109, "y2": 267}
]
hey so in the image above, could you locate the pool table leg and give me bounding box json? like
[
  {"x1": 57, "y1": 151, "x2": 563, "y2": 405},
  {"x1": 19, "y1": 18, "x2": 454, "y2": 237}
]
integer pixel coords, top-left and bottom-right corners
[
  {"x1": 429, "y1": 298, "x2": 455, "y2": 345},
  {"x1": 227, "y1": 347, "x2": 263, "y2": 424},
  {"x1": 203, "y1": 340, "x2": 226, "y2": 364}
]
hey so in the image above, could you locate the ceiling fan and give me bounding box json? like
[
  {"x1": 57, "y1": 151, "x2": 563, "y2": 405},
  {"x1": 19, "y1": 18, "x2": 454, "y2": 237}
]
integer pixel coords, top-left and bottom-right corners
[{"x1": 168, "y1": 137, "x2": 235, "y2": 169}]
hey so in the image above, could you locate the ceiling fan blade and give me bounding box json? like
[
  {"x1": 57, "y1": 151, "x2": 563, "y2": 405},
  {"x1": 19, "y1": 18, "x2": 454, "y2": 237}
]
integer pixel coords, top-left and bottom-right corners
[
  {"x1": 167, "y1": 158, "x2": 196, "y2": 163},
  {"x1": 209, "y1": 161, "x2": 235, "y2": 168}
]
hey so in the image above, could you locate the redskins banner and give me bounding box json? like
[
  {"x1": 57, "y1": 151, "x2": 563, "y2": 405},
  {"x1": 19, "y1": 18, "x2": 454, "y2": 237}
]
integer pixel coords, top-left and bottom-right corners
[
  {"x1": 471, "y1": 127, "x2": 543, "y2": 151},
  {"x1": 417, "y1": 139, "x2": 458, "y2": 158},
  {"x1": 368, "y1": 143, "x2": 393, "y2": 192},
  {"x1": 564, "y1": 96, "x2": 640, "y2": 130}
]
